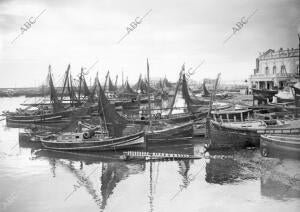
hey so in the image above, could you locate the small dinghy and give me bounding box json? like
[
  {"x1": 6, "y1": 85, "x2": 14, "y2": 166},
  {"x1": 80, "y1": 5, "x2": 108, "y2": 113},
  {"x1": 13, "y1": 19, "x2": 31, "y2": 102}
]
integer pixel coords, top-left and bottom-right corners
[{"x1": 260, "y1": 134, "x2": 300, "y2": 159}]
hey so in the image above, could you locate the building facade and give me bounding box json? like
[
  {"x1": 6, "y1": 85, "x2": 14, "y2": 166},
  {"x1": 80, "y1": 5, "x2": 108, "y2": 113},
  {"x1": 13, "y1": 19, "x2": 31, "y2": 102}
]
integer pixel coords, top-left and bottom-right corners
[{"x1": 249, "y1": 48, "x2": 299, "y2": 90}]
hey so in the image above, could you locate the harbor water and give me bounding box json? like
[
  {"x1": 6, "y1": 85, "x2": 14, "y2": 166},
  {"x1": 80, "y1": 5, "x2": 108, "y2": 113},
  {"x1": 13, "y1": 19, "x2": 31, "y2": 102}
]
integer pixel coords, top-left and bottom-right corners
[{"x1": 0, "y1": 97, "x2": 300, "y2": 212}]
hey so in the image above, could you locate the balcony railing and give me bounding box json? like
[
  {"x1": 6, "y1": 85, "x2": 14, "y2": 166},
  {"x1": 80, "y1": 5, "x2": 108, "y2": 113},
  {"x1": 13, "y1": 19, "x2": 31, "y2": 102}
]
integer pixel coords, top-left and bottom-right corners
[
  {"x1": 259, "y1": 49, "x2": 299, "y2": 60},
  {"x1": 249, "y1": 73, "x2": 297, "y2": 79}
]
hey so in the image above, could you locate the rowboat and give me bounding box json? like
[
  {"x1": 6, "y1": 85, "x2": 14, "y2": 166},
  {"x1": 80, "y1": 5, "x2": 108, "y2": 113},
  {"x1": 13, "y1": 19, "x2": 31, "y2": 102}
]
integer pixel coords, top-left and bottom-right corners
[
  {"x1": 260, "y1": 134, "x2": 300, "y2": 159},
  {"x1": 41, "y1": 130, "x2": 145, "y2": 151}
]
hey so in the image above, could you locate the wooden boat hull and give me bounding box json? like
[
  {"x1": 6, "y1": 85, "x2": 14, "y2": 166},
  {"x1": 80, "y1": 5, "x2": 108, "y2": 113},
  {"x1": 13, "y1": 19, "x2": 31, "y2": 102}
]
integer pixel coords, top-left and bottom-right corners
[
  {"x1": 145, "y1": 122, "x2": 193, "y2": 143},
  {"x1": 209, "y1": 119, "x2": 300, "y2": 149},
  {"x1": 260, "y1": 134, "x2": 300, "y2": 159},
  {"x1": 125, "y1": 111, "x2": 207, "y2": 125},
  {"x1": 208, "y1": 120, "x2": 260, "y2": 149},
  {"x1": 6, "y1": 107, "x2": 90, "y2": 124},
  {"x1": 41, "y1": 131, "x2": 145, "y2": 151}
]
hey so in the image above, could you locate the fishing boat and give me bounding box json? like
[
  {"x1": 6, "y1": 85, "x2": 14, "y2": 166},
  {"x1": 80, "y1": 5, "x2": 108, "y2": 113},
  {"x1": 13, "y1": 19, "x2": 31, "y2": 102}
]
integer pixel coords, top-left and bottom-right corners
[
  {"x1": 118, "y1": 72, "x2": 209, "y2": 125},
  {"x1": 141, "y1": 60, "x2": 194, "y2": 143},
  {"x1": 5, "y1": 65, "x2": 97, "y2": 124},
  {"x1": 208, "y1": 108, "x2": 300, "y2": 149},
  {"x1": 260, "y1": 134, "x2": 300, "y2": 159},
  {"x1": 41, "y1": 79, "x2": 146, "y2": 151},
  {"x1": 41, "y1": 130, "x2": 145, "y2": 151},
  {"x1": 120, "y1": 109, "x2": 207, "y2": 125},
  {"x1": 145, "y1": 121, "x2": 194, "y2": 143}
]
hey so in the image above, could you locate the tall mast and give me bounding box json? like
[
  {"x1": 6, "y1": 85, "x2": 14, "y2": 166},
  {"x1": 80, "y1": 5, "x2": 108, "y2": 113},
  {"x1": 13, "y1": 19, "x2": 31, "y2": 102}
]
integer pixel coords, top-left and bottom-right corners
[
  {"x1": 104, "y1": 71, "x2": 109, "y2": 92},
  {"x1": 115, "y1": 75, "x2": 118, "y2": 89},
  {"x1": 122, "y1": 70, "x2": 124, "y2": 87},
  {"x1": 60, "y1": 64, "x2": 70, "y2": 101},
  {"x1": 48, "y1": 65, "x2": 61, "y2": 111},
  {"x1": 78, "y1": 67, "x2": 83, "y2": 104},
  {"x1": 147, "y1": 58, "x2": 152, "y2": 129},
  {"x1": 298, "y1": 33, "x2": 300, "y2": 77},
  {"x1": 206, "y1": 73, "x2": 221, "y2": 142},
  {"x1": 97, "y1": 80, "x2": 109, "y2": 137},
  {"x1": 168, "y1": 65, "x2": 184, "y2": 116}
]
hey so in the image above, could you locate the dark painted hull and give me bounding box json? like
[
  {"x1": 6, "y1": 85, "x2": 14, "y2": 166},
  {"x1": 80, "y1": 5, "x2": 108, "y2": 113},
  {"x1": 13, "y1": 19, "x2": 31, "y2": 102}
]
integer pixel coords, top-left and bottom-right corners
[
  {"x1": 126, "y1": 111, "x2": 207, "y2": 125},
  {"x1": 41, "y1": 131, "x2": 145, "y2": 151},
  {"x1": 6, "y1": 107, "x2": 89, "y2": 124},
  {"x1": 146, "y1": 122, "x2": 193, "y2": 143},
  {"x1": 209, "y1": 120, "x2": 261, "y2": 149},
  {"x1": 260, "y1": 134, "x2": 300, "y2": 159}
]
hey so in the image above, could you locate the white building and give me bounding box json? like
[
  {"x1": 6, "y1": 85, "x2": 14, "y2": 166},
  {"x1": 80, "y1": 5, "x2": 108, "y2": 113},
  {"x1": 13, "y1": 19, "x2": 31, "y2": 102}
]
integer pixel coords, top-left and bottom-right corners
[{"x1": 249, "y1": 48, "x2": 299, "y2": 90}]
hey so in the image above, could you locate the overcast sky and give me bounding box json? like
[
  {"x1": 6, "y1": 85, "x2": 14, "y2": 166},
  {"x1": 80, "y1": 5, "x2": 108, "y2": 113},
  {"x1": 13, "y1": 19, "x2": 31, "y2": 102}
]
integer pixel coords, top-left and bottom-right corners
[{"x1": 0, "y1": 0, "x2": 299, "y2": 88}]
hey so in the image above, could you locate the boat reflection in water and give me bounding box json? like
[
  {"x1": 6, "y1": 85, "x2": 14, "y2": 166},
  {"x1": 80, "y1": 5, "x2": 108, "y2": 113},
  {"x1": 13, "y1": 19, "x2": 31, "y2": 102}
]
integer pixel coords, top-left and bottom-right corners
[
  {"x1": 205, "y1": 155, "x2": 241, "y2": 184},
  {"x1": 260, "y1": 161, "x2": 300, "y2": 200},
  {"x1": 34, "y1": 149, "x2": 146, "y2": 211}
]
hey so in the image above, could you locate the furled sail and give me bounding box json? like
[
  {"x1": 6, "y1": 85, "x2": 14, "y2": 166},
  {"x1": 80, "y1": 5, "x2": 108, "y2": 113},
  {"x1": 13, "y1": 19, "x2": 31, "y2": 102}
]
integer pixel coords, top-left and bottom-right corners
[
  {"x1": 82, "y1": 77, "x2": 91, "y2": 97},
  {"x1": 108, "y1": 77, "x2": 116, "y2": 92},
  {"x1": 86, "y1": 74, "x2": 98, "y2": 104},
  {"x1": 48, "y1": 65, "x2": 64, "y2": 112},
  {"x1": 60, "y1": 64, "x2": 71, "y2": 101},
  {"x1": 168, "y1": 70, "x2": 182, "y2": 115},
  {"x1": 202, "y1": 82, "x2": 210, "y2": 97},
  {"x1": 163, "y1": 77, "x2": 173, "y2": 88},
  {"x1": 133, "y1": 75, "x2": 155, "y2": 94},
  {"x1": 97, "y1": 80, "x2": 128, "y2": 125},
  {"x1": 182, "y1": 73, "x2": 207, "y2": 106},
  {"x1": 67, "y1": 73, "x2": 78, "y2": 106},
  {"x1": 118, "y1": 80, "x2": 137, "y2": 97}
]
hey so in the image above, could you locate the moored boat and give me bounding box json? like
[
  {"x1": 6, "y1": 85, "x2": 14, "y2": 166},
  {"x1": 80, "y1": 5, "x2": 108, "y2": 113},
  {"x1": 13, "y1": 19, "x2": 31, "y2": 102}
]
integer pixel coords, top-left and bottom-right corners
[
  {"x1": 207, "y1": 107, "x2": 300, "y2": 149},
  {"x1": 41, "y1": 130, "x2": 145, "y2": 151},
  {"x1": 145, "y1": 121, "x2": 194, "y2": 143},
  {"x1": 5, "y1": 65, "x2": 97, "y2": 124},
  {"x1": 260, "y1": 134, "x2": 300, "y2": 159}
]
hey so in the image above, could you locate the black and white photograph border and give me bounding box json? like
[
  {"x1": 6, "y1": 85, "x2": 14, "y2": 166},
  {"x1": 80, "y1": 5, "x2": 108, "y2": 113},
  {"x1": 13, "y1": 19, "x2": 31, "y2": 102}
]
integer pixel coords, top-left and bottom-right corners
[{"x1": 0, "y1": 0, "x2": 300, "y2": 212}]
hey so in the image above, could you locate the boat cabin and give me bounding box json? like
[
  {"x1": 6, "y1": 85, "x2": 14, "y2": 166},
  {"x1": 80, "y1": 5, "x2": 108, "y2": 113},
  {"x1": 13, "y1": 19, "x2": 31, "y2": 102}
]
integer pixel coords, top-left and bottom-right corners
[{"x1": 211, "y1": 109, "x2": 252, "y2": 123}]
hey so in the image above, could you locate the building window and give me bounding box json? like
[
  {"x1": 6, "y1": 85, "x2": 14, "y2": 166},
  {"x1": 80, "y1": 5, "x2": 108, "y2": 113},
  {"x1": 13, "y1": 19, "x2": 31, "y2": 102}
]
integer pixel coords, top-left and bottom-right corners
[
  {"x1": 280, "y1": 65, "x2": 286, "y2": 74},
  {"x1": 272, "y1": 65, "x2": 276, "y2": 74},
  {"x1": 265, "y1": 66, "x2": 269, "y2": 75}
]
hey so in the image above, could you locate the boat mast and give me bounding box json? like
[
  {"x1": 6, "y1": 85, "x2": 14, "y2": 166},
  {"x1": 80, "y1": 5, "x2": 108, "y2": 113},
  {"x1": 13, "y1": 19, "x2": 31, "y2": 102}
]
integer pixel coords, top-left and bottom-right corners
[
  {"x1": 103, "y1": 71, "x2": 109, "y2": 92},
  {"x1": 122, "y1": 70, "x2": 124, "y2": 87},
  {"x1": 206, "y1": 73, "x2": 221, "y2": 141},
  {"x1": 78, "y1": 68, "x2": 83, "y2": 105},
  {"x1": 298, "y1": 33, "x2": 300, "y2": 78},
  {"x1": 115, "y1": 75, "x2": 118, "y2": 90},
  {"x1": 60, "y1": 64, "x2": 70, "y2": 102},
  {"x1": 147, "y1": 58, "x2": 152, "y2": 129},
  {"x1": 97, "y1": 80, "x2": 109, "y2": 137},
  {"x1": 48, "y1": 65, "x2": 61, "y2": 112},
  {"x1": 168, "y1": 65, "x2": 184, "y2": 116}
]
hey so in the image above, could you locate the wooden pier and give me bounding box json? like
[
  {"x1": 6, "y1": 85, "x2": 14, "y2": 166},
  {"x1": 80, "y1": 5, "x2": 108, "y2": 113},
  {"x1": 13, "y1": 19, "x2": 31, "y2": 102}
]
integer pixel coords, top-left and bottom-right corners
[{"x1": 121, "y1": 151, "x2": 202, "y2": 161}]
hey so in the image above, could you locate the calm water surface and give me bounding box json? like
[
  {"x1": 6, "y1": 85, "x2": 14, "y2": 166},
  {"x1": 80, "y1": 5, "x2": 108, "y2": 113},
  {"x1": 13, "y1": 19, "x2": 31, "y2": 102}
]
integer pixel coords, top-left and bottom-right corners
[{"x1": 0, "y1": 97, "x2": 299, "y2": 212}]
